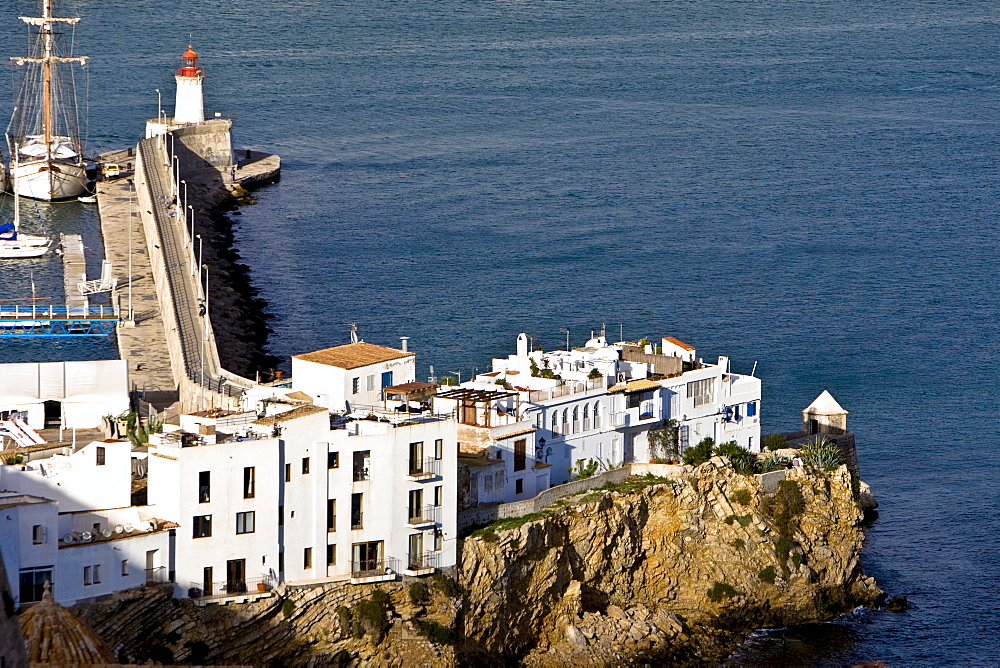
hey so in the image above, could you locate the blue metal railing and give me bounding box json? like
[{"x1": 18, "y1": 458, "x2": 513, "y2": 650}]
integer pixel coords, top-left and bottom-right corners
[{"x1": 0, "y1": 304, "x2": 119, "y2": 337}]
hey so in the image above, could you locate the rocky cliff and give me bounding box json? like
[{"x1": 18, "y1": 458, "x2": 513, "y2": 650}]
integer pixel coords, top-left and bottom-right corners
[
  {"x1": 70, "y1": 458, "x2": 880, "y2": 666},
  {"x1": 458, "y1": 458, "x2": 882, "y2": 665}
]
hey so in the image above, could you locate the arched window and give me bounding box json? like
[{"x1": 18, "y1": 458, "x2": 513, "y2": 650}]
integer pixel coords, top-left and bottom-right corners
[
  {"x1": 550, "y1": 411, "x2": 559, "y2": 436},
  {"x1": 583, "y1": 404, "x2": 590, "y2": 431},
  {"x1": 562, "y1": 409, "x2": 569, "y2": 435},
  {"x1": 594, "y1": 401, "x2": 602, "y2": 429},
  {"x1": 572, "y1": 407, "x2": 579, "y2": 434}
]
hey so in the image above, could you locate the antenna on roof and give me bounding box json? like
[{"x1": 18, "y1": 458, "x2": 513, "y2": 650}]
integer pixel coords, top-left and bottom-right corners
[{"x1": 349, "y1": 323, "x2": 359, "y2": 344}]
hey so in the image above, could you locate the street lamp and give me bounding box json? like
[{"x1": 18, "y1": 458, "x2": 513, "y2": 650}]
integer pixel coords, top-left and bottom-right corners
[
  {"x1": 199, "y1": 259, "x2": 209, "y2": 411},
  {"x1": 154, "y1": 89, "x2": 162, "y2": 149},
  {"x1": 180, "y1": 180, "x2": 188, "y2": 247},
  {"x1": 171, "y1": 154, "x2": 179, "y2": 200},
  {"x1": 560, "y1": 328, "x2": 570, "y2": 351},
  {"x1": 190, "y1": 215, "x2": 198, "y2": 276},
  {"x1": 449, "y1": 370, "x2": 462, "y2": 385},
  {"x1": 127, "y1": 180, "x2": 134, "y2": 322}
]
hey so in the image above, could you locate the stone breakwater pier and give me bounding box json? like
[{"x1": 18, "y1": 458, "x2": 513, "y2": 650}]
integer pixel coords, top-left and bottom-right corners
[{"x1": 95, "y1": 124, "x2": 279, "y2": 413}]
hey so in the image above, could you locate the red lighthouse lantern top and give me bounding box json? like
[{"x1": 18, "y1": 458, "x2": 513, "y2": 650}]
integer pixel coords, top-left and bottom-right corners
[{"x1": 177, "y1": 46, "x2": 203, "y2": 78}]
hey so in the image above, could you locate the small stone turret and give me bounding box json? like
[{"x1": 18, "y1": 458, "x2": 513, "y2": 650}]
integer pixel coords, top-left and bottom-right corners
[{"x1": 802, "y1": 390, "x2": 848, "y2": 436}]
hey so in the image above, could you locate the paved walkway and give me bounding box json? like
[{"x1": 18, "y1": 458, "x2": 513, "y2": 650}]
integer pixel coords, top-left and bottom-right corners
[{"x1": 95, "y1": 149, "x2": 176, "y2": 405}]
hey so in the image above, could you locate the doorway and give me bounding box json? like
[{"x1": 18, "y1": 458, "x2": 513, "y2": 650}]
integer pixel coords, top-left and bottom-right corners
[
  {"x1": 226, "y1": 559, "x2": 246, "y2": 594},
  {"x1": 43, "y1": 400, "x2": 61, "y2": 428}
]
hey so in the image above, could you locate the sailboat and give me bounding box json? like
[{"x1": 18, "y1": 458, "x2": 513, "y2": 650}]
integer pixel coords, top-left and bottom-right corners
[
  {"x1": 0, "y1": 149, "x2": 51, "y2": 259},
  {"x1": 7, "y1": 0, "x2": 88, "y2": 201}
]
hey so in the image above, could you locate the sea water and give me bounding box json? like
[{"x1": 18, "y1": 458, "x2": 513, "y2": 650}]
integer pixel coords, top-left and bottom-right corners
[{"x1": 2, "y1": 0, "x2": 998, "y2": 663}]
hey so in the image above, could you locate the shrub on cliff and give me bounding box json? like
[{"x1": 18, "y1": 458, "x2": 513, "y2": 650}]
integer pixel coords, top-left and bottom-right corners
[
  {"x1": 764, "y1": 433, "x2": 790, "y2": 452},
  {"x1": 409, "y1": 582, "x2": 430, "y2": 606},
  {"x1": 798, "y1": 436, "x2": 843, "y2": 472},
  {"x1": 682, "y1": 437, "x2": 715, "y2": 466},
  {"x1": 729, "y1": 488, "x2": 752, "y2": 506},
  {"x1": 758, "y1": 566, "x2": 777, "y2": 584},
  {"x1": 353, "y1": 590, "x2": 391, "y2": 642},
  {"x1": 409, "y1": 617, "x2": 455, "y2": 645},
  {"x1": 706, "y1": 581, "x2": 738, "y2": 603},
  {"x1": 713, "y1": 441, "x2": 760, "y2": 475}
]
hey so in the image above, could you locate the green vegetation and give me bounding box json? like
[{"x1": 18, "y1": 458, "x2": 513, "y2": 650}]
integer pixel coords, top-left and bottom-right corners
[
  {"x1": 682, "y1": 437, "x2": 715, "y2": 466},
  {"x1": 758, "y1": 566, "x2": 776, "y2": 584},
  {"x1": 648, "y1": 420, "x2": 680, "y2": 461},
  {"x1": 588, "y1": 368, "x2": 603, "y2": 379},
  {"x1": 713, "y1": 441, "x2": 760, "y2": 475},
  {"x1": 761, "y1": 479, "x2": 806, "y2": 577},
  {"x1": 282, "y1": 598, "x2": 295, "y2": 619},
  {"x1": 408, "y1": 582, "x2": 430, "y2": 606},
  {"x1": 763, "y1": 433, "x2": 791, "y2": 452},
  {"x1": 798, "y1": 436, "x2": 843, "y2": 472},
  {"x1": 724, "y1": 514, "x2": 752, "y2": 527},
  {"x1": 494, "y1": 377, "x2": 509, "y2": 386},
  {"x1": 431, "y1": 573, "x2": 456, "y2": 598},
  {"x1": 1, "y1": 453, "x2": 24, "y2": 465},
  {"x1": 731, "y1": 538, "x2": 745, "y2": 551},
  {"x1": 439, "y1": 376, "x2": 457, "y2": 386},
  {"x1": 706, "y1": 581, "x2": 738, "y2": 603},
  {"x1": 571, "y1": 458, "x2": 600, "y2": 480},
  {"x1": 409, "y1": 617, "x2": 455, "y2": 645},
  {"x1": 352, "y1": 589, "x2": 391, "y2": 641},
  {"x1": 729, "y1": 488, "x2": 752, "y2": 506},
  {"x1": 760, "y1": 453, "x2": 791, "y2": 472}
]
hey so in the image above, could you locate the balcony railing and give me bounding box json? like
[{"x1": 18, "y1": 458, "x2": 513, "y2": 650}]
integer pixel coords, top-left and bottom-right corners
[
  {"x1": 406, "y1": 550, "x2": 440, "y2": 572},
  {"x1": 408, "y1": 457, "x2": 441, "y2": 479},
  {"x1": 353, "y1": 464, "x2": 371, "y2": 482},
  {"x1": 527, "y1": 378, "x2": 604, "y2": 403},
  {"x1": 407, "y1": 505, "x2": 440, "y2": 527},
  {"x1": 188, "y1": 575, "x2": 272, "y2": 600},
  {"x1": 145, "y1": 566, "x2": 168, "y2": 583},
  {"x1": 351, "y1": 555, "x2": 400, "y2": 579}
]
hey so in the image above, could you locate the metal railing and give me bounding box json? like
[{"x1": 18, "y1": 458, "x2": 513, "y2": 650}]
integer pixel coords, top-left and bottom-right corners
[
  {"x1": 351, "y1": 556, "x2": 399, "y2": 578},
  {"x1": 353, "y1": 464, "x2": 371, "y2": 482},
  {"x1": 407, "y1": 505, "x2": 440, "y2": 526},
  {"x1": 408, "y1": 457, "x2": 442, "y2": 478},
  {"x1": 0, "y1": 304, "x2": 119, "y2": 320},
  {"x1": 406, "y1": 551, "x2": 440, "y2": 571},
  {"x1": 145, "y1": 566, "x2": 168, "y2": 583},
  {"x1": 188, "y1": 575, "x2": 271, "y2": 600},
  {"x1": 527, "y1": 379, "x2": 604, "y2": 404}
]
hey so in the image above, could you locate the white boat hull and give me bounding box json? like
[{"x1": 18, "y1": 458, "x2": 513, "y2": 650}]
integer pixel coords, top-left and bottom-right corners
[
  {"x1": 13, "y1": 159, "x2": 87, "y2": 201},
  {"x1": 0, "y1": 240, "x2": 49, "y2": 258}
]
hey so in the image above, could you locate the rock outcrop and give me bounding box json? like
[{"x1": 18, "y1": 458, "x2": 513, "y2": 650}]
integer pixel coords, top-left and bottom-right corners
[{"x1": 458, "y1": 459, "x2": 882, "y2": 665}]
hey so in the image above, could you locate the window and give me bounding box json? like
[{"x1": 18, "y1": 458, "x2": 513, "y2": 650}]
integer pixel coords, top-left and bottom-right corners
[
  {"x1": 351, "y1": 493, "x2": 363, "y2": 529},
  {"x1": 84, "y1": 566, "x2": 92, "y2": 585},
  {"x1": 409, "y1": 441, "x2": 424, "y2": 475},
  {"x1": 352, "y1": 377, "x2": 360, "y2": 394},
  {"x1": 561, "y1": 409, "x2": 569, "y2": 435},
  {"x1": 747, "y1": 402, "x2": 757, "y2": 417},
  {"x1": 434, "y1": 529, "x2": 443, "y2": 551},
  {"x1": 18, "y1": 567, "x2": 52, "y2": 604},
  {"x1": 327, "y1": 544, "x2": 336, "y2": 566},
  {"x1": 193, "y1": 515, "x2": 212, "y2": 538},
  {"x1": 278, "y1": 505, "x2": 284, "y2": 526},
  {"x1": 367, "y1": 374, "x2": 376, "y2": 391},
  {"x1": 327, "y1": 499, "x2": 336, "y2": 532},
  {"x1": 434, "y1": 439, "x2": 443, "y2": 460},
  {"x1": 408, "y1": 489, "x2": 423, "y2": 523},
  {"x1": 32, "y1": 525, "x2": 45, "y2": 545},
  {"x1": 236, "y1": 511, "x2": 255, "y2": 534},
  {"x1": 121, "y1": 559, "x2": 129, "y2": 577},
  {"x1": 302, "y1": 457, "x2": 310, "y2": 474},
  {"x1": 199, "y1": 471, "x2": 210, "y2": 503},
  {"x1": 96, "y1": 446, "x2": 106, "y2": 466},
  {"x1": 243, "y1": 467, "x2": 255, "y2": 499},
  {"x1": 352, "y1": 541, "x2": 383, "y2": 575},
  {"x1": 687, "y1": 378, "x2": 715, "y2": 408},
  {"x1": 513, "y1": 439, "x2": 526, "y2": 472},
  {"x1": 303, "y1": 547, "x2": 313, "y2": 569},
  {"x1": 381, "y1": 371, "x2": 393, "y2": 389},
  {"x1": 594, "y1": 402, "x2": 601, "y2": 429},
  {"x1": 550, "y1": 412, "x2": 559, "y2": 437},
  {"x1": 93, "y1": 564, "x2": 101, "y2": 584},
  {"x1": 284, "y1": 463, "x2": 291, "y2": 482},
  {"x1": 328, "y1": 451, "x2": 339, "y2": 469},
  {"x1": 515, "y1": 478, "x2": 524, "y2": 495},
  {"x1": 434, "y1": 485, "x2": 443, "y2": 507},
  {"x1": 583, "y1": 404, "x2": 590, "y2": 431},
  {"x1": 352, "y1": 451, "x2": 370, "y2": 481},
  {"x1": 572, "y1": 407, "x2": 579, "y2": 433}
]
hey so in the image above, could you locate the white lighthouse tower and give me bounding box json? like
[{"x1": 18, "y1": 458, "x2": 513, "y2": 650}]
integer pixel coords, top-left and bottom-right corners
[{"x1": 174, "y1": 45, "x2": 205, "y2": 124}]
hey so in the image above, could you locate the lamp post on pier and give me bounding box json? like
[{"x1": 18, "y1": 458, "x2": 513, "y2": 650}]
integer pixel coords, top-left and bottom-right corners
[
  {"x1": 154, "y1": 89, "x2": 162, "y2": 149},
  {"x1": 560, "y1": 328, "x2": 570, "y2": 351},
  {"x1": 127, "y1": 179, "x2": 135, "y2": 323},
  {"x1": 189, "y1": 209, "x2": 198, "y2": 276},
  {"x1": 201, "y1": 262, "x2": 210, "y2": 411},
  {"x1": 180, "y1": 180, "x2": 188, "y2": 247}
]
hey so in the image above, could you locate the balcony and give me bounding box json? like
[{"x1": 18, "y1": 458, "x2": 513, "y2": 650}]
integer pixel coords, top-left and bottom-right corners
[
  {"x1": 407, "y1": 505, "x2": 439, "y2": 529},
  {"x1": 352, "y1": 465, "x2": 370, "y2": 482},
  {"x1": 404, "y1": 551, "x2": 440, "y2": 576},
  {"x1": 145, "y1": 566, "x2": 168, "y2": 584},
  {"x1": 187, "y1": 575, "x2": 274, "y2": 604},
  {"x1": 527, "y1": 378, "x2": 604, "y2": 404},
  {"x1": 407, "y1": 457, "x2": 441, "y2": 481},
  {"x1": 350, "y1": 556, "x2": 399, "y2": 585}
]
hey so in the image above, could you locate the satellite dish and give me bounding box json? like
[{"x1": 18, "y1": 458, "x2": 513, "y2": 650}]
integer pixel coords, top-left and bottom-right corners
[
  {"x1": 101, "y1": 528, "x2": 112, "y2": 538},
  {"x1": 81, "y1": 531, "x2": 93, "y2": 541},
  {"x1": 123, "y1": 523, "x2": 134, "y2": 533},
  {"x1": 63, "y1": 533, "x2": 75, "y2": 544},
  {"x1": 113, "y1": 524, "x2": 124, "y2": 534}
]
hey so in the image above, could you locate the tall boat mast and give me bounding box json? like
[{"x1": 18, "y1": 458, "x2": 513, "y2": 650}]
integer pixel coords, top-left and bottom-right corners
[{"x1": 8, "y1": 0, "x2": 89, "y2": 200}]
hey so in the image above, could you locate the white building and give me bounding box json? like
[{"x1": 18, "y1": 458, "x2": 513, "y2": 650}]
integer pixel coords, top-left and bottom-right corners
[
  {"x1": 452, "y1": 332, "x2": 761, "y2": 499},
  {"x1": 291, "y1": 341, "x2": 416, "y2": 413}
]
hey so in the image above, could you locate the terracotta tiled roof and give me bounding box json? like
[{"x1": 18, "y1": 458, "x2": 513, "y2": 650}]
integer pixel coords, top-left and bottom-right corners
[
  {"x1": 662, "y1": 336, "x2": 695, "y2": 351},
  {"x1": 608, "y1": 378, "x2": 662, "y2": 394},
  {"x1": 20, "y1": 583, "x2": 115, "y2": 664},
  {"x1": 284, "y1": 391, "x2": 313, "y2": 402},
  {"x1": 293, "y1": 342, "x2": 414, "y2": 370}
]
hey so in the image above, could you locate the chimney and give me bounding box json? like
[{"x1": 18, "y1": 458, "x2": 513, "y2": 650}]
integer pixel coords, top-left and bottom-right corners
[{"x1": 400, "y1": 336, "x2": 409, "y2": 353}]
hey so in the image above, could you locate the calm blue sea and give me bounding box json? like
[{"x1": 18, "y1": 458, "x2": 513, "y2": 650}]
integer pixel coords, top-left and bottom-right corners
[{"x1": 3, "y1": 0, "x2": 999, "y2": 663}]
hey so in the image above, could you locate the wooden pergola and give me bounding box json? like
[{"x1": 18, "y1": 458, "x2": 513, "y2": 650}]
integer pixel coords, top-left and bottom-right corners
[
  {"x1": 383, "y1": 382, "x2": 439, "y2": 413},
  {"x1": 434, "y1": 388, "x2": 519, "y2": 426}
]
